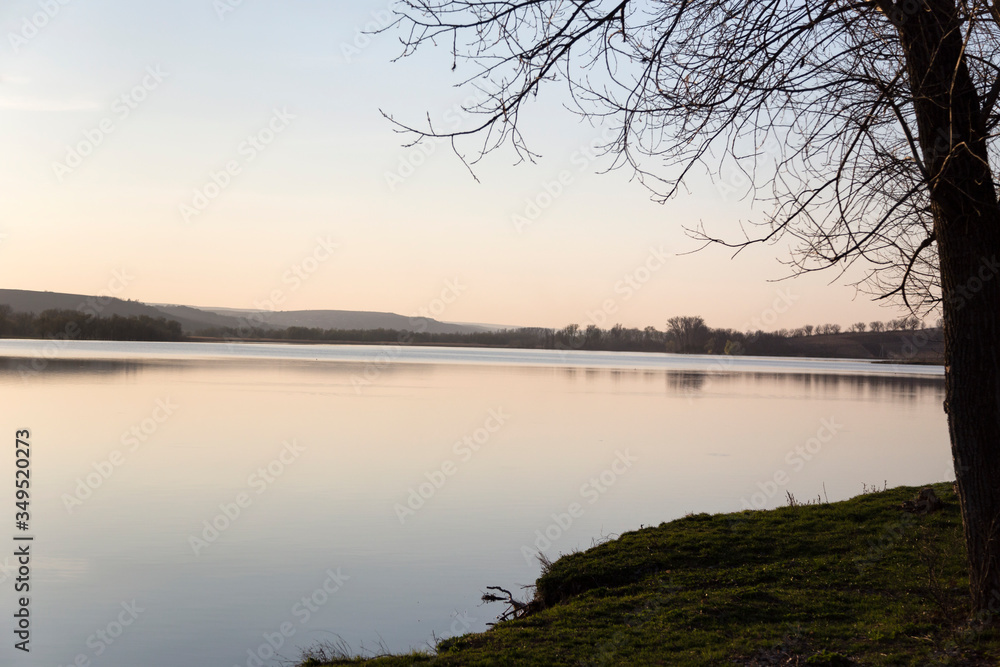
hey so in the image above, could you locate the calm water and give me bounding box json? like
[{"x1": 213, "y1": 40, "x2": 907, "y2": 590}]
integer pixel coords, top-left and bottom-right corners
[{"x1": 0, "y1": 341, "x2": 947, "y2": 667}]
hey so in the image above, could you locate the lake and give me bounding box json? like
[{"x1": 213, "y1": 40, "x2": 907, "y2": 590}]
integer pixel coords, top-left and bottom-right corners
[{"x1": 0, "y1": 340, "x2": 948, "y2": 667}]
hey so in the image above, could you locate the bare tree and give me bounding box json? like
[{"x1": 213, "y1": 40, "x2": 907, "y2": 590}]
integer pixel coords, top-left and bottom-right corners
[
  {"x1": 869, "y1": 321, "x2": 886, "y2": 333},
  {"x1": 666, "y1": 315, "x2": 709, "y2": 353},
  {"x1": 388, "y1": 0, "x2": 1000, "y2": 614},
  {"x1": 850, "y1": 322, "x2": 868, "y2": 333}
]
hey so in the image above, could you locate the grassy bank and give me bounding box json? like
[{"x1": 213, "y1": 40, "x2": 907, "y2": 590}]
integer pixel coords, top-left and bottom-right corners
[{"x1": 299, "y1": 483, "x2": 999, "y2": 666}]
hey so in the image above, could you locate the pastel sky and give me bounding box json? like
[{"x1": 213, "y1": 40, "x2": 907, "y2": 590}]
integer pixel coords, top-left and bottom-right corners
[{"x1": 0, "y1": 1, "x2": 916, "y2": 331}]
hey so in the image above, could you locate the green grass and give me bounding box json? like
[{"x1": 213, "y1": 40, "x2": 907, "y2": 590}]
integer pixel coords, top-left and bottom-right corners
[{"x1": 298, "y1": 483, "x2": 1000, "y2": 666}]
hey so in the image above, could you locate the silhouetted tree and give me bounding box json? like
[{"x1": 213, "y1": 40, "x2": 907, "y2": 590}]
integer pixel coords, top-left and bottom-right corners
[
  {"x1": 583, "y1": 324, "x2": 603, "y2": 349},
  {"x1": 666, "y1": 316, "x2": 709, "y2": 354},
  {"x1": 0, "y1": 304, "x2": 11, "y2": 337}
]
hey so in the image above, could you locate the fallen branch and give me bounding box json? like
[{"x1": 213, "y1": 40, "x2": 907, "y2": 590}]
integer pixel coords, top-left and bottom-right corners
[{"x1": 481, "y1": 586, "x2": 538, "y2": 624}]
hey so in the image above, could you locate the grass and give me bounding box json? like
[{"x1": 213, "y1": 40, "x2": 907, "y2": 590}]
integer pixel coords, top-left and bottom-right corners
[{"x1": 296, "y1": 483, "x2": 1000, "y2": 666}]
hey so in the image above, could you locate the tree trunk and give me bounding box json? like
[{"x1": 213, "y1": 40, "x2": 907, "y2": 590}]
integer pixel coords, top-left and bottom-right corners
[{"x1": 894, "y1": 0, "x2": 1000, "y2": 616}]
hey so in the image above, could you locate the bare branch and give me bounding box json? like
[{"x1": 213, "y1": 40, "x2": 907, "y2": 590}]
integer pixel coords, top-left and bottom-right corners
[{"x1": 385, "y1": 0, "x2": 998, "y2": 313}]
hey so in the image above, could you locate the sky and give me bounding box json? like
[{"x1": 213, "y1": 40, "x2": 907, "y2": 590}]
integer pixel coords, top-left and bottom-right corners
[{"x1": 0, "y1": 0, "x2": 917, "y2": 331}]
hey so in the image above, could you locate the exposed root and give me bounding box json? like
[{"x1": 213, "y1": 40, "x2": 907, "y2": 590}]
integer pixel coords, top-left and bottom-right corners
[{"x1": 481, "y1": 585, "x2": 540, "y2": 624}]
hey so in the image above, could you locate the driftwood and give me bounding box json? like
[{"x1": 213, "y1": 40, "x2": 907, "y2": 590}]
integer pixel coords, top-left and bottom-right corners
[{"x1": 481, "y1": 586, "x2": 538, "y2": 625}]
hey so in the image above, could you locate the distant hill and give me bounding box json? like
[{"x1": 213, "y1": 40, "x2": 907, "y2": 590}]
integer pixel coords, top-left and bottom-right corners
[
  {"x1": 191, "y1": 307, "x2": 490, "y2": 335},
  {"x1": 0, "y1": 289, "x2": 494, "y2": 335},
  {"x1": 0, "y1": 289, "x2": 222, "y2": 333},
  {"x1": 151, "y1": 304, "x2": 253, "y2": 331},
  {"x1": 776, "y1": 329, "x2": 943, "y2": 363}
]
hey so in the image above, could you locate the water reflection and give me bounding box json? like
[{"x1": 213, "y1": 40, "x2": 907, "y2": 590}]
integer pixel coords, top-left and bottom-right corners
[
  {"x1": 0, "y1": 356, "x2": 145, "y2": 381},
  {"x1": 666, "y1": 371, "x2": 707, "y2": 393},
  {"x1": 672, "y1": 371, "x2": 947, "y2": 403},
  {"x1": 0, "y1": 343, "x2": 949, "y2": 667},
  {"x1": 1, "y1": 354, "x2": 946, "y2": 406}
]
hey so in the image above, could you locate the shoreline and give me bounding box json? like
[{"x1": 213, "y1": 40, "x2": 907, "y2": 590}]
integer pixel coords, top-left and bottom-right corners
[{"x1": 297, "y1": 482, "x2": 995, "y2": 666}]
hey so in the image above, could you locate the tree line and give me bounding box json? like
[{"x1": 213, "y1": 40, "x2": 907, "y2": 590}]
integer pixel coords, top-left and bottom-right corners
[
  {"x1": 0, "y1": 305, "x2": 184, "y2": 342},
  {"x1": 0, "y1": 303, "x2": 936, "y2": 353},
  {"x1": 199, "y1": 314, "x2": 939, "y2": 356}
]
